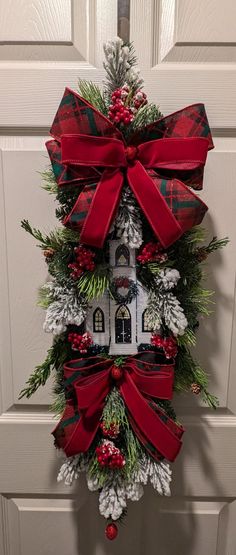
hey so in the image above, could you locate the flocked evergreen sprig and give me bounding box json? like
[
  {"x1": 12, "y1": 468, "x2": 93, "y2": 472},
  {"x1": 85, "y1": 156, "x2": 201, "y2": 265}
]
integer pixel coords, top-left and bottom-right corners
[{"x1": 103, "y1": 38, "x2": 143, "y2": 96}]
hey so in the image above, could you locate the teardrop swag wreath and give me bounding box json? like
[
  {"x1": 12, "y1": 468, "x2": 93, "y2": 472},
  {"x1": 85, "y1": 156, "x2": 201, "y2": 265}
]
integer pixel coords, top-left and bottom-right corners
[{"x1": 20, "y1": 38, "x2": 228, "y2": 540}]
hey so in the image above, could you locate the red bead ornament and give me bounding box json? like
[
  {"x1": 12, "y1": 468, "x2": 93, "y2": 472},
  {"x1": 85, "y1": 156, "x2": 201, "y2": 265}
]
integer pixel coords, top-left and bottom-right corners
[
  {"x1": 111, "y1": 365, "x2": 123, "y2": 381},
  {"x1": 151, "y1": 334, "x2": 178, "y2": 359},
  {"x1": 96, "y1": 440, "x2": 125, "y2": 469},
  {"x1": 68, "y1": 331, "x2": 93, "y2": 353},
  {"x1": 68, "y1": 245, "x2": 95, "y2": 279},
  {"x1": 100, "y1": 421, "x2": 120, "y2": 439},
  {"x1": 125, "y1": 145, "x2": 138, "y2": 163},
  {"x1": 105, "y1": 522, "x2": 118, "y2": 541},
  {"x1": 137, "y1": 242, "x2": 168, "y2": 265}
]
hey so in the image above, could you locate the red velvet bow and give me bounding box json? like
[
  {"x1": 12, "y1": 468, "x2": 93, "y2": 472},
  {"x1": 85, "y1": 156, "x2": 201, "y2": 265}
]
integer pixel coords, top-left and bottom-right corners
[
  {"x1": 46, "y1": 88, "x2": 214, "y2": 250},
  {"x1": 53, "y1": 353, "x2": 184, "y2": 462},
  {"x1": 61, "y1": 133, "x2": 209, "y2": 249}
]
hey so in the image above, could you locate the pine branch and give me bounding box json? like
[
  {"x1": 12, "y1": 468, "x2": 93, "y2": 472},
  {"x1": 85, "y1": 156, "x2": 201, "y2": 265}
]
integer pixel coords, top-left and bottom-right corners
[
  {"x1": 37, "y1": 285, "x2": 52, "y2": 308},
  {"x1": 21, "y1": 220, "x2": 80, "y2": 250},
  {"x1": 19, "y1": 335, "x2": 70, "y2": 399},
  {"x1": 185, "y1": 287, "x2": 214, "y2": 316},
  {"x1": 21, "y1": 219, "x2": 46, "y2": 244},
  {"x1": 78, "y1": 79, "x2": 108, "y2": 115},
  {"x1": 201, "y1": 389, "x2": 219, "y2": 410},
  {"x1": 131, "y1": 103, "x2": 162, "y2": 131},
  {"x1": 177, "y1": 328, "x2": 196, "y2": 347},
  {"x1": 77, "y1": 266, "x2": 110, "y2": 300},
  {"x1": 41, "y1": 169, "x2": 58, "y2": 194},
  {"x1": 206, "y1": 236, "x2": 229, "y2": 253},
  {"x1": 50, "y1": 390, "x2": 66, "y2": 416},
  {"x1": 174, "y1": 346, "x2": 219, "y2": 409}
]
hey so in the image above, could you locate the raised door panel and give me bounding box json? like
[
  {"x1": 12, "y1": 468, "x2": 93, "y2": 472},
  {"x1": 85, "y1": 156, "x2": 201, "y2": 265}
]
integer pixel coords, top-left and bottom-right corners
[
  {"x1": 0, "y1": 0, "x2": 118, "y2": 128},
  {"x1": 0, "y1": 140, "x2": 55, "y2": 411},
  {"x1": 175, "y1": 139, "x2": 236, "y2": 410},
  {"x1": 1, "y1": 495, "x2": 236, "y2": 555},
  {"x1": 130, "y1": 0, "x2": 236, "y2": 125},
  {"x1": 159, "y1": 0, "x2": 236, "y2": 62},
  {"x1": 0, "y1": 0, "x2": 72, "y2": 42}
]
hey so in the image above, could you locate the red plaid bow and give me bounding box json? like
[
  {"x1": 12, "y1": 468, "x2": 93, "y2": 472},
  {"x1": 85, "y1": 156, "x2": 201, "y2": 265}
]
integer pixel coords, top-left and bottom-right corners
[
  {"x1": 53, "y1": 352, "x2": 184, "y2": 462},
  {"x1": 47, "y1": 88, "x2": 214, "y2": 249}
]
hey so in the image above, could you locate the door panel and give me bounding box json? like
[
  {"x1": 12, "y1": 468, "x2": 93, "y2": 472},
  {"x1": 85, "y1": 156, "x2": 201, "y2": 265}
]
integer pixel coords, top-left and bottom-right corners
[{"x1": 129, "y1": 1, "x2": 236, "y2": 553}]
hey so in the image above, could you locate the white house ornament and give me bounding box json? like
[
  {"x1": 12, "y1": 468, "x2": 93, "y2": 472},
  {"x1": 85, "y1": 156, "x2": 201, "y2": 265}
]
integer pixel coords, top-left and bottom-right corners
[{"x1": 20, "y1": 38, "x2": 228, "y2": 540}]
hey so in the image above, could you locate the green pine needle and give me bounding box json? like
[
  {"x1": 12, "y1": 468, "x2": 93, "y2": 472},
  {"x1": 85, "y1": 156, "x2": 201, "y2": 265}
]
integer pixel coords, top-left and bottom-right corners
[
  {"x1": 131, "y1": 103, "x2": 162, "y2": 130},
  {"x1": 202, "y1": 389, "x2": 219, "y2": 410},
  {"x1": 205, "y1": 236, "x2": 229, "y2": 254},
  {"x1": 41, "y1": 169, "x2": 58, "y2": 194},
  {"x1": 50, "y1": 391, "x2": 66, "y2": 416},
  {"x1": 177, "y1": 328, "x2": 196, "y2": 347},
  {"x1": 78, "y1": 79, "x2": 108, "y2": 115},
  {"x1": 77, "y1": 267, "x2": 110, "y2": 300},
  {"x1": 19, "y1": 335, "x2": 70, "y2": 399},
  {"x1": 21, "y1": 219, "x2": 80, "y2": 250},
  {"x1": 37, "y1": 285, "x2": 52, "y2": 309}
]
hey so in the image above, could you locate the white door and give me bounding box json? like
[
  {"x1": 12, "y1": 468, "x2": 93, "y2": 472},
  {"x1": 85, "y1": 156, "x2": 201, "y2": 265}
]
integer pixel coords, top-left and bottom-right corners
[{"x1": 0, "y1": 1, "x2": 236, "y2": 554}]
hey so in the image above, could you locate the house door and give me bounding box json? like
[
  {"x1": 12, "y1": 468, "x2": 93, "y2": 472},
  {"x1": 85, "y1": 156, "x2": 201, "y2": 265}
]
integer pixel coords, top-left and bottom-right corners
[
  {"x1": 0, "y1": 1, "x2": 236, "y2": 554},
  {"x1": 115, "y1": 305, "x2": 132, "y2": 343}
]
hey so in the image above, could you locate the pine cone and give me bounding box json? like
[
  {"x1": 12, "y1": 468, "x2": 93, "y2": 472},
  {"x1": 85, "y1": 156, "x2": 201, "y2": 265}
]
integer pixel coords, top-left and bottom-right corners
[
  {"x1": 190, "y1": 382, "x2": 201, "y2": 395},
  {"x1": 43, "y1": 247, "x2": 55, "y2": 259}
]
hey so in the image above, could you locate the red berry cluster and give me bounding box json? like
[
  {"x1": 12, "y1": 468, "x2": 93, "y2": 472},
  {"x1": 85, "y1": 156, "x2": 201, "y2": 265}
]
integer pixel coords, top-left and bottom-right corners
[
  {"x1": 108, "y1": 86, "x2": 133, "y2": 125},
  {"x1": 96, "y1": 440, "x2": 125, "y2": 469},
  {"x1": 115, "y1": 276, "x2": 129, "y2": 288},
  {"x1": 100, "y1": 421, "x2": 120, "y2": 439},
  {"x1": 108, "y1": 85, "x2": 147, "y2": 126},
  {"x1": 68, "y1": 245, "x2": 95, "y2": 279},
  {"x1": 68, "y1": 331, "x2": 93, "y2": 353},
  {"x1": 151, "y1": 334, "x2": 178, "y2": 359},
  {"x1": 137, "y1": 242, "x2": 168, "y2": 265}
]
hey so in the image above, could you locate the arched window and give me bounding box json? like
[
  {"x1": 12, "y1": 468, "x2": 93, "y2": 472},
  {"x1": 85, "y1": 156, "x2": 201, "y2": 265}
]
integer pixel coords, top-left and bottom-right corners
[
  {"x1": 115, "y1": 305, "x2": 131, "y2": 343},
  {"x1": 115, "y1": 244, "x2": 130, "y2": 266},
  {"x1": 142, "y1": 309, "x2": 153, "y2": 332},
  {"x1": 93, "y1": 307, "x2": 105, "y2": 333}
]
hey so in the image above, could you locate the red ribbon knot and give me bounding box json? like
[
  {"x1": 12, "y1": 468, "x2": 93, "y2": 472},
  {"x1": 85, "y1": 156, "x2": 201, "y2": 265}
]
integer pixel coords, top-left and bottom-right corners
[
  {"x1": 124, "y1": 145, "x2": 138, "y2": 163},
  {"x1": 111, "y1": 365, "x2": 123, "y2": 381}
]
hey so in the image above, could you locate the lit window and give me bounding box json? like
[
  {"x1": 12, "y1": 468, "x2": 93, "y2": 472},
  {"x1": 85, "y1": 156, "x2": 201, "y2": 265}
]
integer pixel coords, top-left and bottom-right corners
[
  {"x1": 93, "y1": 308, "x2": 105, "y2": 332},
  {"x1": 115, "y1": 305, "x2": 131, "y2": 343},
  {"x1": 116, "y1": 305, "x2": 130, "y2": 319},
  {"x1": 115, "y1": 244, "x2": 130, "y2": 266},
  {"x1": 142, "y1": 309, "x2": 153, "y2": 332}
]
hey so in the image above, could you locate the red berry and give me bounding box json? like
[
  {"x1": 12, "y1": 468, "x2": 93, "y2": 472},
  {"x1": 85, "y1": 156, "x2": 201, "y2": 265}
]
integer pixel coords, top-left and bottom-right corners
[
  {"x1": 105, "y1": 523, "x2": 118, "y2": 541},
  {"x1": 111, "y1": 366, "x2": 123, "y2": 381}
]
